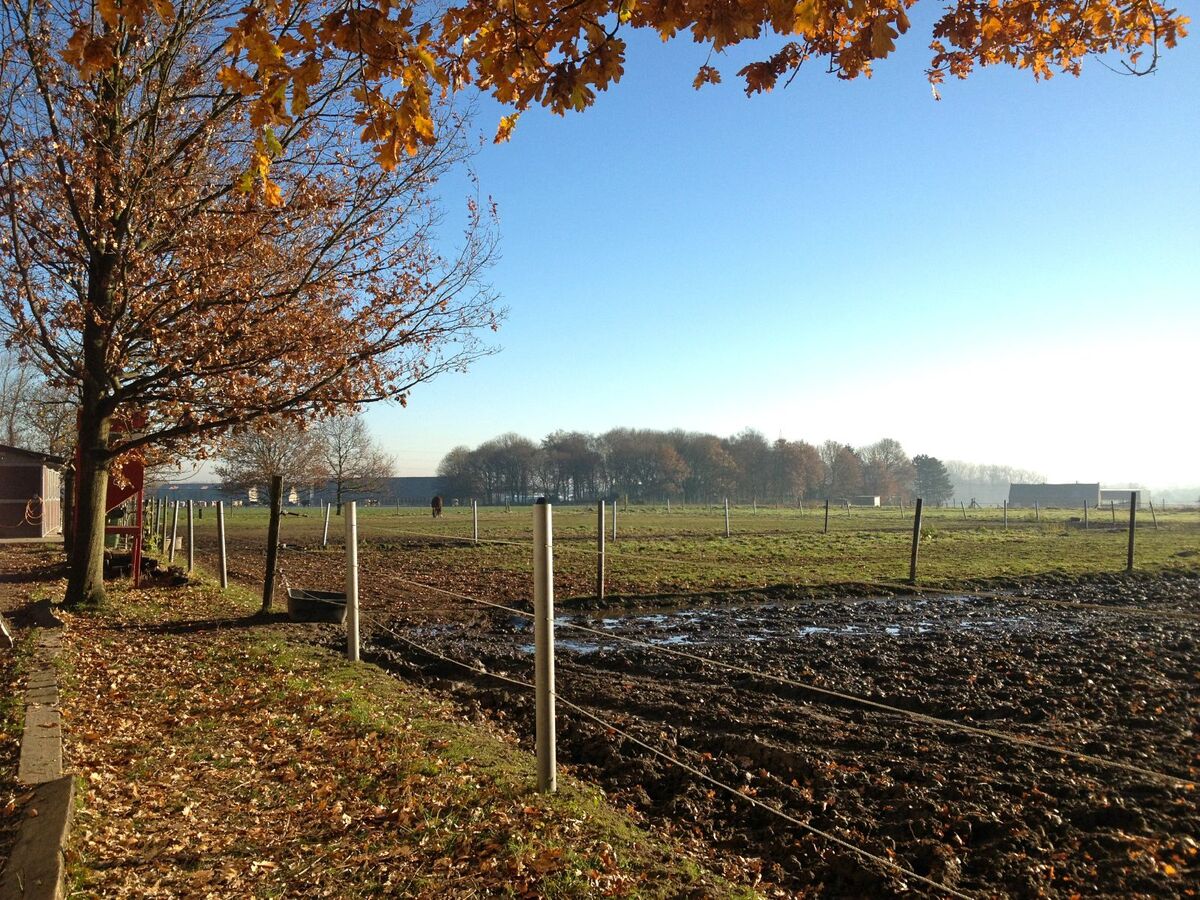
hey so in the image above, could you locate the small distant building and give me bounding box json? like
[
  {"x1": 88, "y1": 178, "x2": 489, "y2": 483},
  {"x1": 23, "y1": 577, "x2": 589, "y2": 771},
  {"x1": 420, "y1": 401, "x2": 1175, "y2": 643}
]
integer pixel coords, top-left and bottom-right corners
[
  {"x1": 0, "y1": 445, "x2": 63, "y2": 539},
  {"x1": 1008, "y1": 483, "x2": 1100, "y2": 509},
  {"x1": 1101, "y1": 489, "x2": 1143, "y2": 508},
  {"x1": 849, "y1": 495, "x2": 881, "y2": 507}
]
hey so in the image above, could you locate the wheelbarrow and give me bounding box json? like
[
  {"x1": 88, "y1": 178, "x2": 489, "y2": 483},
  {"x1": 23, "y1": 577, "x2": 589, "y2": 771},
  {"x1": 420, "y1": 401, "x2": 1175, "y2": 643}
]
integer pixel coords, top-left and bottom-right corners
[{"x1": 286, "y1": 588, "x2": 347, "y2": 625}]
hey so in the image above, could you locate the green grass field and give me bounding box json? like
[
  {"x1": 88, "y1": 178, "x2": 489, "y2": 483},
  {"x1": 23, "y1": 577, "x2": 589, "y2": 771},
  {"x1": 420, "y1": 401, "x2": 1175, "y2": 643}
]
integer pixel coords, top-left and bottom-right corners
[{"x1": 174, "y1": 501, "x2": 1200, "y2": 600}]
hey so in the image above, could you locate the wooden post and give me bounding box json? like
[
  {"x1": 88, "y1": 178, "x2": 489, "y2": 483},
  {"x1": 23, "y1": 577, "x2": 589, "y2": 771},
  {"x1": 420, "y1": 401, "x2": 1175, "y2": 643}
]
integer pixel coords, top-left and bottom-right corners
[
  {"x1": 612, "y1": 500, "x2": 617, "y2": 541},
  {"x1": 666, "y1": 497, "x2": 670, "y2": 514},
  {"x1": 1111, "y1": 500, "x2": 1116, "y2": 525},
  {"x1": 909, "y1": 498, "x2": 924, "y2": 583},
  {"x1": 960, "y1": 500, "x2": 967, "y2": 520},
  {"x1": 346, "y1": 501, "x2": 360, "y2": 662},
  {"x1": 596, "y1": 501, "x2": 605, "y2": 600},
  {"x1": 724, "y1": 498, "x2": 730, "y2": 538},
  {"x1": 322, "y1": 502, "x2": 331, "y2": 548},
  {"x1": 823, "y1": 499, "x2": 830, "y2": 534},
  {"x1": 1083, "y1": 500, "x2": 1089, "y2": 530},
  {"x1": 1126, "y1": 491, "x2": 1137, "y2": 572},
  {"x1": 1149, "y1": 500, "x2": 1159, "y2": 530},
  {"x1": 1034, "y1": 502, "x2": 1040, "y2": 523},
  {"x1": 262, "y1": 475, "x2": 283, "y2": 614},
  {"x1": 216, "y1": 501, "x2": 228, "y2": 589},
  {"x1": 752, "y1": 497, "x2": 757, "y2": 514},
  {"x1": 845, "y1": 499, "x2": 850, "y2": 517},
  {"x1": 169, "y1": 501, "x2": 179, "y2": 563},
  {"x1": 1003, "y1": 499, "x2": 1008, "y2": 530},
  {"x1": 186, "y1": 500, "x2": 194, "y2": 572},
  {"x1": 533, "y1": 500, "x2": 557, "y2": 794},
  {"x1": 472, "y1": 499, "x2": 479, "y2": 545},
  {"x1": 798, "y1": 498, "x2": 804, "y2": 515}
]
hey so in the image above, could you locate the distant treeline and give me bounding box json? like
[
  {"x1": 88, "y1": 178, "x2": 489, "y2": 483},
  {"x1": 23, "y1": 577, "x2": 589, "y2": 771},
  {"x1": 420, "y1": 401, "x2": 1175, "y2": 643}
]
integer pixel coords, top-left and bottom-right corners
[{"x1": 436, "y1": 429, "x2": 1041, "y2": 506}]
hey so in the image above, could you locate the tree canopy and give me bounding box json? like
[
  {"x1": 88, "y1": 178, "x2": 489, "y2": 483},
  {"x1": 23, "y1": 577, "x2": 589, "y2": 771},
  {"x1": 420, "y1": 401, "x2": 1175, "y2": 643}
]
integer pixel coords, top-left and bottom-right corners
[{"x1": 45, "y1": 0, "x2": 1190, "y2": 191}]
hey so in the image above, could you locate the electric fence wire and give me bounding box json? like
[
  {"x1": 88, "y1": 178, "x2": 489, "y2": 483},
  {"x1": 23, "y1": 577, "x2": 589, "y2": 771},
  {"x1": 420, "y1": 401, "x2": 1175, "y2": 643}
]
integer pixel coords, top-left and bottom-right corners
[
  {"x1": 358, "y1": 611, "x2": 977, "y2": 900},
  {"x1": 379, "y1": 573, "x2": 1195, "y2": 789}
]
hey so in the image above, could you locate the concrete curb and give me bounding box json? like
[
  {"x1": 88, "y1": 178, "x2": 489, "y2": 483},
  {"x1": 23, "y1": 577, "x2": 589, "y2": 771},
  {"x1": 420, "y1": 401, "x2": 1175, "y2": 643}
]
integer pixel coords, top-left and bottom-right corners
[
  {"x1": 2, "y1": 625, "x2": 71, "y2": 900},
  {"x1": 0, "y1": 776, "x2": 74, "y2": 900}
]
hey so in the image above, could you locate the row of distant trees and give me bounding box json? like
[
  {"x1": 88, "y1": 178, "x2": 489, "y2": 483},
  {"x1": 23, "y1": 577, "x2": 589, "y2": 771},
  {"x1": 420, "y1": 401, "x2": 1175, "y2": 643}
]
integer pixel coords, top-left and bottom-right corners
[{"x1": 436, "y1": 429, "x2": 983, "y2": 506}]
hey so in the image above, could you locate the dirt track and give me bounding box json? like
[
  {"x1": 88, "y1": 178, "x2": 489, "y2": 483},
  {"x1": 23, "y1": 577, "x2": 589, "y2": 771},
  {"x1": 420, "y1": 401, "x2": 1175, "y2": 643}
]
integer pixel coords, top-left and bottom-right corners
[{"x1": 357, "y1": 571, "x2": 1200, "y2": 898}]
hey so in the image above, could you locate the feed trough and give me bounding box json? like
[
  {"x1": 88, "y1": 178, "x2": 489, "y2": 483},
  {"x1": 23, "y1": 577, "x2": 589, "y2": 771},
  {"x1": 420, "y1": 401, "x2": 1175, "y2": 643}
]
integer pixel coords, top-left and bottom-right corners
[{"x1": 286, "y1": 588, "x2": 347, "y2": 624}]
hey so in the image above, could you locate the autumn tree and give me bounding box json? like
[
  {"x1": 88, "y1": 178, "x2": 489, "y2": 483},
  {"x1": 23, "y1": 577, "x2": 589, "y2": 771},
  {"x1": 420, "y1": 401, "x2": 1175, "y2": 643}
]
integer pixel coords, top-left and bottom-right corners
[
  {"x1": 819, "y1": 441, "x2": 864, "y2": 500},
  {"x1": 861, "y1": 438, "x2": 916, "y2": 502},
  {"x1": 215, "y1": 421, "x2": 328, "y2": 501},
  {"x1": 0, "y1": 0, "x2": 498, "y2": 606},
  {"x1": 316, "y1": 415, "x2": 395, "y2": 512},
  {"x1": 56, "y1": 0, "x2": 1182, "y2": 170},
  {"x1": 913, "y1": 454, "x2": 955, "y2": 507}
]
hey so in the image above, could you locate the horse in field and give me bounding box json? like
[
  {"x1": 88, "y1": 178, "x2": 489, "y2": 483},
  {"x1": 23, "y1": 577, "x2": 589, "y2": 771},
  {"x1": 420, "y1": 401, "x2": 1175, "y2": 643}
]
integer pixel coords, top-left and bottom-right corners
[{"x1": 431, "y1": 496, "x2": 443, "y2": 518}]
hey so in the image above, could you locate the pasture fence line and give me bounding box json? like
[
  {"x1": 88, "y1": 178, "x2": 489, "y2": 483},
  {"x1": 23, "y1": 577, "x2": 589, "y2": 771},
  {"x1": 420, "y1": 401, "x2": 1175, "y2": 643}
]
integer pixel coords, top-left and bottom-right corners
[{"x1": 356, "y1": 609, "x2": 976, "y2": 900}]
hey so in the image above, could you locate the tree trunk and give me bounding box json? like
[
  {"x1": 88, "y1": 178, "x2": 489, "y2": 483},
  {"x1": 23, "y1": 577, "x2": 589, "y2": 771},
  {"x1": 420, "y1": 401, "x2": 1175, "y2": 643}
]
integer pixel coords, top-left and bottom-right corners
[
  {"x1": 61, "y1": 465, "x2": 76, "y2": 556},
  {"x1": 65, "y1": 407, "x2": 111, "y2": 608}
]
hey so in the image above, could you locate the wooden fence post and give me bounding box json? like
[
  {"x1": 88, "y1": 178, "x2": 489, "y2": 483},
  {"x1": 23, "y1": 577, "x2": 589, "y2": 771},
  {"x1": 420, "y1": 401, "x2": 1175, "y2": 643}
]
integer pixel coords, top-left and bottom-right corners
[
  {"x1": 186, "y1": 500, "x2": 194, "y2": 572},
  {"x1": 596, "y1": 501, "x2": 605, "y2": 600},
  {"x1": 1083, "y1": 500, "x2": 1089, "y2": 530},
  {"x1": 346, "y1": 501, "x2": 359, "y2": 662},
  {"x1": 216, "y1": 501, "x2": 228, "y2": 589},
  {"x1": 262, "y1": 475, "x2": 283, "y2": 614},
  {"x1": 1149, "y1": 500, "x2": 1159, "y2": 530},
  {"x1": 322, "y1": 502, "x2": 331, "y2": 548},
  {"x1": 724, "y1": 498, "x2": 730, "y2": 538},
  {"x1": 169, "y1": 501, "x2": 179, "y2": 563},
  {"x1": 909, "y1": 498, "x2": 924, "y2": 583},
  {"x1": 823, "y1": 499, "x2": 830, "y2": 535},
  {"x1": 533, "y1": 499, "x2": 557, "y2": 794},
  {"x1": 1126, "y1": 491, "x2": 1137, "y2": 573},
  {"x1": 1003, "y1": 499, "x2": 1008, "y2": 531},
  {"x1": 1034, "y1": 502, "x2": 1040, "y2": 523},
  {"x1": 612, "y1": 500, "x2": 617, "y2": 541}
]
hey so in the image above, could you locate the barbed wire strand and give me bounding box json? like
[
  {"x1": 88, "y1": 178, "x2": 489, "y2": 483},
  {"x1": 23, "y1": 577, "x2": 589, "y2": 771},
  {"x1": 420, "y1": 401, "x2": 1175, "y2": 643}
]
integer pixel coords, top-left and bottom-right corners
[{"x1": 358, "y1": 612, "x2": 975, "y2": 900}]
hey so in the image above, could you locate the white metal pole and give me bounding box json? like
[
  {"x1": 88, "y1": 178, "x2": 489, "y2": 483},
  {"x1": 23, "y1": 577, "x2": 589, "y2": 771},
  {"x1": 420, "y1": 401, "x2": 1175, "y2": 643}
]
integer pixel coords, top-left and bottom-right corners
[
  {"x1": 666, "y1": 497, "x2": 670, "y2": 514},
  {"x1": 472, "y1": 500, "x2": 479, "y2": 545},
  {"x1": 169, "y1": 501, "x2": 179, "y2": 563},
  {"x1": 533, "y1": 500, "x2": 556, "y2": 793},
  {"x1": 216, "y1": 502, "x2": 228, "y2": 589},
  {"x1": 346, "y1": 501, "x2": 360, "y2": 662},
  {"x1": 611, "y1": 500, "x2": 617, "y2": 542},
  {"x1": 186, "y1": 500, "x2": 194, "y2": 572},
  {"x1": 322, "y1": 502, "x2": 331, "y2": 548},
  {"x1": 596, "y1": 501, "x2": 605, "y2": 600},
  {"x1": 724, "y1": 497, "x2": 730, "y2": 538}
]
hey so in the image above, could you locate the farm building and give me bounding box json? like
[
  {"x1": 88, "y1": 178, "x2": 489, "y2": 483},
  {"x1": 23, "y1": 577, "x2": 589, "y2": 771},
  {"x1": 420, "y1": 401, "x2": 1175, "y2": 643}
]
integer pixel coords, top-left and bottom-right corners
[
  {"x1": 1100, "y1": 489, "x2": 1143, "y2": 508},
  {"x1": 849, "y1": 496, "x2": 881, "y2": 507},
  {"x1": 0, "y1": 445, "x2": 63, "y2": 539},
  {"x1": 1008, "y1": 483, "x2": 1100, "y2": 509}
]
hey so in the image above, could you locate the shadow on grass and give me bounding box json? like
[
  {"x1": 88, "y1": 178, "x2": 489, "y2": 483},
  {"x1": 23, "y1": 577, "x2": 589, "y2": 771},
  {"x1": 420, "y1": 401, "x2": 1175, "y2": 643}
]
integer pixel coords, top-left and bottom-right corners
[{"x1": 133, "y1": 610, "x2": 291, "y2": 635}]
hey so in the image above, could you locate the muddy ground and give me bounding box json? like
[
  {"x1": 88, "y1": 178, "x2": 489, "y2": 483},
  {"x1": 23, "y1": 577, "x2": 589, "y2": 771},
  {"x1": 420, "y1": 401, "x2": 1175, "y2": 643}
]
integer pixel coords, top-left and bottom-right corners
[{"x1": 214, "y1": 536, "x2": 1199, "y2": 898}]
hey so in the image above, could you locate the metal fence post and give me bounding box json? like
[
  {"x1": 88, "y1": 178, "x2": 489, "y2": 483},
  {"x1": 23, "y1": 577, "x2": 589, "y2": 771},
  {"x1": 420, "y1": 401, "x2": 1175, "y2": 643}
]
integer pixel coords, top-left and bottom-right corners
[
  {"x1": 612, "y1": 500, "x2": 617, "y2": 541},
  {"x1": 596, "y1": 501, "x2": 605, "y2": 600},
  {"x1": 346, "y1": 501, "x2": 360, "y2": 662},
  {"x1": 533, "y1": 499, "x2": 557, "y2": 793},
  {"x1": 724, "y1": 498, "x2": 730, "y2": 538},
  {"x1": 909, "y1": 498, "x2": 924, "y2": 583},
  {"x1": 216, "y1": 501, "x2": 228, "y2": 589},
  {"x1": 322, "y1": 502, "x2": 331, "y2": 548},
  {"x1": 1126, "y1": 491, "x2": 1137, "y2": 573}
]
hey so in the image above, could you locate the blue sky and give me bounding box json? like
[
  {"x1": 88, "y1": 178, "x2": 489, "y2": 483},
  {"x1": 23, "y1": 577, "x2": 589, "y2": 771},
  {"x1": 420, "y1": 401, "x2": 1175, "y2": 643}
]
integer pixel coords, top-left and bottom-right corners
[{"x1": 367, "y1": 14, "x2": 1199, "y2": 487}]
